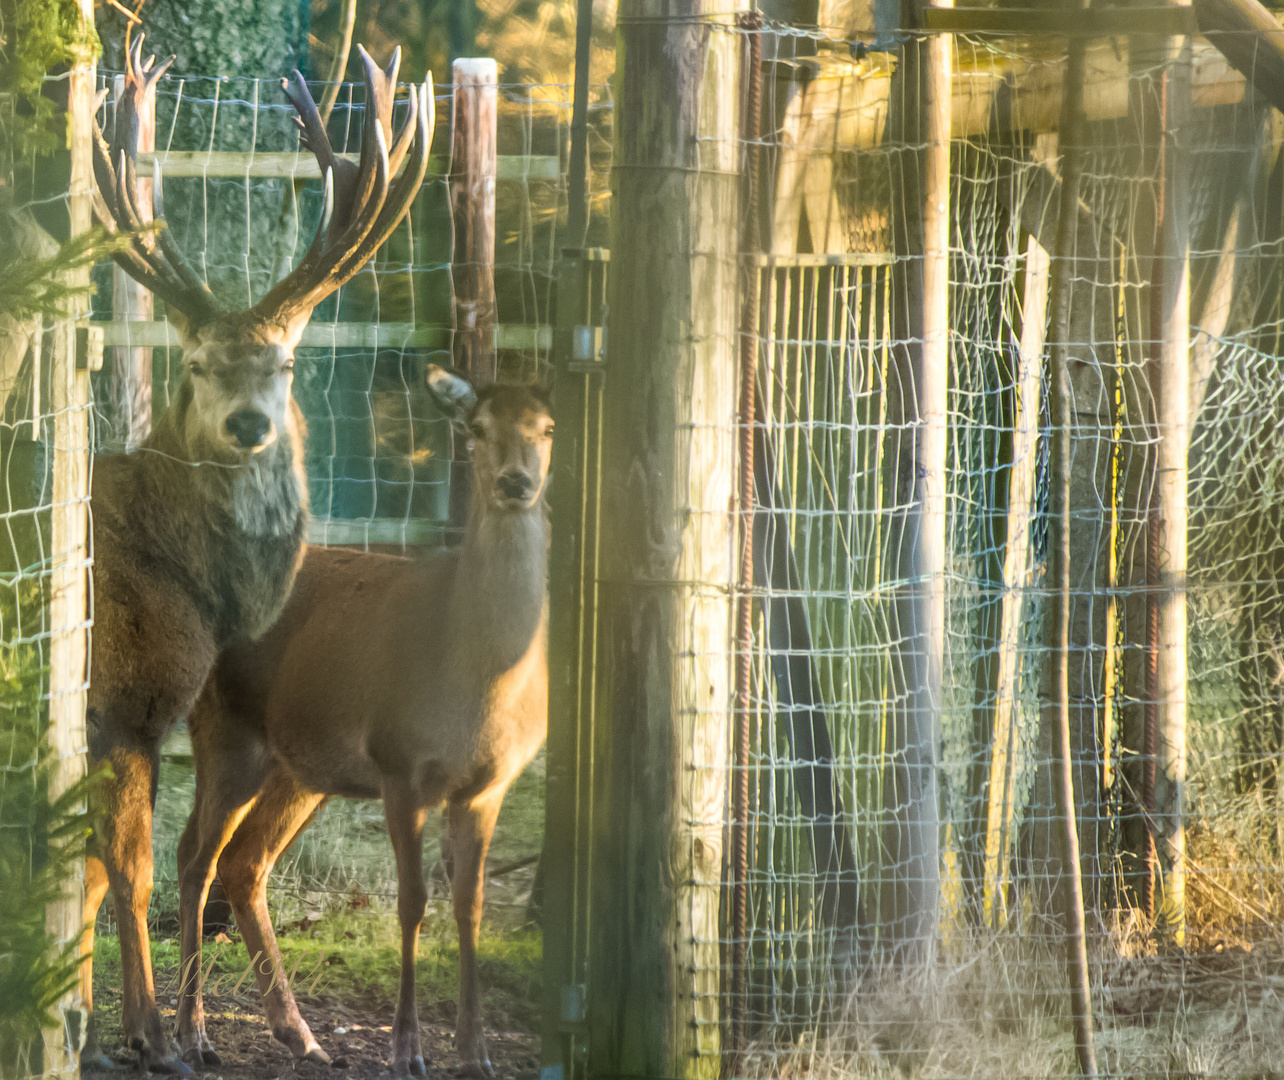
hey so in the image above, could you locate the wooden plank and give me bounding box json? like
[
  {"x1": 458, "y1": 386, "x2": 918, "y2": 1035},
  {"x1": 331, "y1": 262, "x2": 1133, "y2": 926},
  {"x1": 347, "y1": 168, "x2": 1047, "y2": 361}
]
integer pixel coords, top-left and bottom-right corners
[
  {"x1": 43, "y1": 2, "x2": 95, "y2": 1075},
  {"x1": 925, "y1": 5, "x2": 1196, "y2": 35},
  {"x1": 109, "y1": 74, "x2": 153, "y2": 451},
  {"x1": 135, "y1": 150, "x2": 560, "y2": 181},
  {"x1": 983, "y1": 218, "x2": 1050, "y2": 930},
  {"x1": 93, "y1": 321, "x2": 552, "y2": 351}
]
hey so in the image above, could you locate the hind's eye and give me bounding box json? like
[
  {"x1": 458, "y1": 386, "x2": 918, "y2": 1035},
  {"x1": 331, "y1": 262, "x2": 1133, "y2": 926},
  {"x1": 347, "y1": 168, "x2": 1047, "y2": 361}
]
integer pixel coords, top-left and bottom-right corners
[
  {"x1": 282, "y1": 358, "x2": 295, "y2": 373},
  {"x1": 188, "y1": 361, "x2": 205, "y2": 377},
  {"x1": 468, "y1": 422, "x2": 485, "y2": 440}
]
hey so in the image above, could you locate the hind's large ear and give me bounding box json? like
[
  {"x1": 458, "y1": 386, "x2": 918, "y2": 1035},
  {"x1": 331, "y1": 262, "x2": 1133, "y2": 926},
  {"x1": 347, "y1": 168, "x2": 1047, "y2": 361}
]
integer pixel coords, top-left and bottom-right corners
[{"x1": 426, "y1": 364, "x2": 477, "y2": 426}]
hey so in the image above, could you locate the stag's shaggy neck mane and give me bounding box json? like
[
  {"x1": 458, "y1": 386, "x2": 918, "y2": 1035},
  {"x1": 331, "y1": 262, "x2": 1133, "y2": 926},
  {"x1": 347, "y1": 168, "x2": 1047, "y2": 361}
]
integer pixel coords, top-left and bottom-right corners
[
  {"x1": 119, "y1": 379, "x2": 310, "y2": 644},
  {"x1": 449, "y1": 496, "x2": 549, "y2": 676}
]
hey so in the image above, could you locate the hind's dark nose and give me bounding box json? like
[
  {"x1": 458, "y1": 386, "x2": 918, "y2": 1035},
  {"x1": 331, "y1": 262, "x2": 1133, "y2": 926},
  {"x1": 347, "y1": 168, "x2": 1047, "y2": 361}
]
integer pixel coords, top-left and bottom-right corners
[
  {"x1": 226, "y1": 409, "x2": 272, "y2": 448},
  {"x1": 497, "y1": 471, "x2": 533, "y2": 502}
]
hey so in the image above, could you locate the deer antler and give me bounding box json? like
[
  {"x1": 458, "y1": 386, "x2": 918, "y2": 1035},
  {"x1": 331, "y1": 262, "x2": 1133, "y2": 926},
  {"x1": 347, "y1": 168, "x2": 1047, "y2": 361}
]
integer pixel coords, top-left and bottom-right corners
[
  {"x1": 92, "y1": 35, "x2": 220, "y2": 329},
  {"x1": 93, "y1": 39, "x2": 433, "y2": 339},
  {"x1": 248, "y1": 45, "x2": 434, "y2": 332}
]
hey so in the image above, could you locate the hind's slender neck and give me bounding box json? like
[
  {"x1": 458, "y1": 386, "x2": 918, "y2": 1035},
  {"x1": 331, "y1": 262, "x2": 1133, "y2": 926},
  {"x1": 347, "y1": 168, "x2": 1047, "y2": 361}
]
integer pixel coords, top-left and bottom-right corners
[{"x1": 451, "y1": 494, "x2": 548, "y2": 673}]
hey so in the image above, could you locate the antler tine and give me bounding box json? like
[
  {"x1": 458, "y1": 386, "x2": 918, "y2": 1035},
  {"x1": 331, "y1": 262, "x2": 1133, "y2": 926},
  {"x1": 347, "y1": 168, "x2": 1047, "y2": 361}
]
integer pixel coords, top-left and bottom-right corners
[
  {"x1": 250, "y1": 48, "x2": 433, "y2": 332},
  {"x1": 92, "y1": 36, "x2": 219, "y2": 328},
  {"x1": 327, "y1": 80, "x2": 433, "y2": 292}
]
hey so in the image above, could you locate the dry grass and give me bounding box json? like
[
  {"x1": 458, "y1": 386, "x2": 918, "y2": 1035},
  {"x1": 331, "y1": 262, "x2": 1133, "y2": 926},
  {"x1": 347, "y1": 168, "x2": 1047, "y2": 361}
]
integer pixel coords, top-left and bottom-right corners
[{"x1": 737, "y1": 927, "x2": 1284, "y2": 1080}]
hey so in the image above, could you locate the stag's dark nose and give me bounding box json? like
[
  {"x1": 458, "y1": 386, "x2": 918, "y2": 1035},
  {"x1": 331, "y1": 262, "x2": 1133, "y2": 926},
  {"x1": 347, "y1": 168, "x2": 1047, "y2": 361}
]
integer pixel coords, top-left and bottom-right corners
[
  {"x1": 497, "y1": 471, "x2": 533, "y2": 503},
  {"x1": 226, "y1": 409, "x2": 272, "y2": 448}
]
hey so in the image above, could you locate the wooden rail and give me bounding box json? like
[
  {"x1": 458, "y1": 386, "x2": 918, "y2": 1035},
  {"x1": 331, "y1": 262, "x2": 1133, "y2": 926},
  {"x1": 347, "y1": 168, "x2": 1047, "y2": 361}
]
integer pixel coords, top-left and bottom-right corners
[
  {"x1": 94, "y1": 320, "x2": 552, "y2": 351},
  {"x1": 135, "y1": 150, "x2": 560, "y2": 181}
]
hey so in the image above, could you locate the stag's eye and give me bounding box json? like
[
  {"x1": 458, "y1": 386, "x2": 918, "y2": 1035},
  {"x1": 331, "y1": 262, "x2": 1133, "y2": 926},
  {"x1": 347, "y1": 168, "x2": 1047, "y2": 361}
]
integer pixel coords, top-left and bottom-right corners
[
  {"x1": 281, "y1": 358, "x2": 295, "y2": 373},
  {"x1": 468, "y1": 422, "x2": 486, "y2": 440},
  {"x1": 188, "y1": 361, "x2": 205, "y2": 378}
]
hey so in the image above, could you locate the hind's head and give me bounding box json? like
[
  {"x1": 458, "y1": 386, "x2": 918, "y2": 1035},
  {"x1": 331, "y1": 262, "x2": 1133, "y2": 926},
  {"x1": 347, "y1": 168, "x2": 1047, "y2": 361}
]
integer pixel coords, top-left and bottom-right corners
[{"x1": 426, "y1": 365, "x2": 553, "y2": 513}]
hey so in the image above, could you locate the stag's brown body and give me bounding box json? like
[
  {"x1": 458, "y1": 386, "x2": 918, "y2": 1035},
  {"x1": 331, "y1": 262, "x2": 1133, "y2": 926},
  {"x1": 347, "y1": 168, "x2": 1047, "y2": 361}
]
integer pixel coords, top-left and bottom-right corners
[
  {"x1": 83, "y1": 38, "x2": 432, "y2": 1074},
  {"x1": 175, "y1": 376, "x2": 551, "y2": 1078}
]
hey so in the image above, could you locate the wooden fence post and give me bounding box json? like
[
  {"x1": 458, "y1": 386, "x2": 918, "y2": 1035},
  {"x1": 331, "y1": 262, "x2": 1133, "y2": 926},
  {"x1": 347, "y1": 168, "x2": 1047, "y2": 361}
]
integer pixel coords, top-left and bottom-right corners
[
  {"x1": 450, "y1": 58, "x2": 498, "y2": 383},
  {"x1": 1155, "y1": 19, "x2": 1192, "y2": 948},
  {"x1": 1047, "y1": 31, "x2": 1099, "y2": 1080},
  {"x1": 881, "y1": 0, "x2": 951, "y2": 965},
  {"x1": 43, "y1": 2, "x2": 96, "y2": 1074},
  {"x1": 587, "y1": 0, "x2": 742, "y2": 1073},
  {"x1": 109, "y1": 73, "x2": 154, "y2": 450}
]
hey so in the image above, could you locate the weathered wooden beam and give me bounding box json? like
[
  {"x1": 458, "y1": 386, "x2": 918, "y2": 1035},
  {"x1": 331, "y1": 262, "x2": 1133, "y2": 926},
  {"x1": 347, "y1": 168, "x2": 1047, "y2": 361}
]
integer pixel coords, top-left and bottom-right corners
[
  {"x1": 136, "y1": 150, "x2": 560, "y2": 181},
  {"x1": 1195, "y1": 0, "x2": 1284, "y2": 116},
  {"x1": 925, "y1": 4, "x2": 1196, "y2": 35}
]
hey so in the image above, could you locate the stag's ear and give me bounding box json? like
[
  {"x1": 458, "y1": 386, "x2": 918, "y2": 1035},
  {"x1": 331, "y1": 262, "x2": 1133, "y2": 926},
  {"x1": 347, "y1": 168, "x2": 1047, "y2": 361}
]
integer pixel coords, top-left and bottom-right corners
[{"x1": 426, "y1": 363, "x2": 477, "y2": 426}]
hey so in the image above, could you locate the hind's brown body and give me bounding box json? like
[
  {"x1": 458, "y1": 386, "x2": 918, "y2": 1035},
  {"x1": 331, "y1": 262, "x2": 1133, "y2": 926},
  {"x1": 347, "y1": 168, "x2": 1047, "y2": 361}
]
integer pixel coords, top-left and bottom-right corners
[{"x1": 175, "y1": 379, "x2": 552, "y2": 1078}]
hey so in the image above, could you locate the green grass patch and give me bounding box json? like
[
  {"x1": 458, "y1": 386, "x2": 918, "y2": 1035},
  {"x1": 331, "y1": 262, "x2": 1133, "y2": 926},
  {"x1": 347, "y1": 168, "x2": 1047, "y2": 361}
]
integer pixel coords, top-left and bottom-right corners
[{"x1": 94, "y1": 910, "x2": 542, "y2": 1032}]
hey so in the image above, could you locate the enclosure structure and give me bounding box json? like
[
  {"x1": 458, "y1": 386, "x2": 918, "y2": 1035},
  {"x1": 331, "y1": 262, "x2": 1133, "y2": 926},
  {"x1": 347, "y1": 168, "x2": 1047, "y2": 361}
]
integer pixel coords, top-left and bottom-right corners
[
  {"x1": 10, "y1": 2, "x2": 1284, "y2": 1079},
  {"x1": 544, "y1": 4, "x2": 1284, "y2": 1080}
]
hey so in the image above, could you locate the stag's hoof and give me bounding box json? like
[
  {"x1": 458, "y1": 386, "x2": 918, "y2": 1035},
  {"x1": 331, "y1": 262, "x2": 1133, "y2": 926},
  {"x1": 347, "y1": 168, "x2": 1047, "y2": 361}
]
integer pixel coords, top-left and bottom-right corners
[
  {"x1": 303, "y1": 1045, "x2": 333, "y2": 1065},
  {"x1": 394, "y1": 1053, "x2": 426, "y2": 1077},
  {"x1": 179, "y1": 1046, "x2": 221, "y2": 1069},
  {"x1": 79, "y1": 1049, "x2": 120, "y2": 1072},
  {"x1": 138, "y1": 1047, "x2": 197, "y2": 1077},
  {"x1": 274, "y1": 1024, "x2": 332, "y2": 1064}
]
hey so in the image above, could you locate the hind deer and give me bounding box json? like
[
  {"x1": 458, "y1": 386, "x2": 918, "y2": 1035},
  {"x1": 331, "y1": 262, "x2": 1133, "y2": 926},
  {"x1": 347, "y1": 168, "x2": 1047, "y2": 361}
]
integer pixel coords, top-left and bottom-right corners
[
  {"x1": 172, "y1": 367, "x2": 551, "y2": 1078},
  {"x1": 84, "y1": 39, "x2": 432, "y2": 1073}
]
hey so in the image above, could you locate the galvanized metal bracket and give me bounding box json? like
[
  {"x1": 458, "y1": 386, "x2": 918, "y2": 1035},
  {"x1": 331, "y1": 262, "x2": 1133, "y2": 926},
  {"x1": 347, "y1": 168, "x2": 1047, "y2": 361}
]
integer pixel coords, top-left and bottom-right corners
[
  {"x1": 75, "y1": 323, "x2": 104, "y2": 372},
  {"x1": 568, "y1": 325, "x2": 606, "y2": 372}
]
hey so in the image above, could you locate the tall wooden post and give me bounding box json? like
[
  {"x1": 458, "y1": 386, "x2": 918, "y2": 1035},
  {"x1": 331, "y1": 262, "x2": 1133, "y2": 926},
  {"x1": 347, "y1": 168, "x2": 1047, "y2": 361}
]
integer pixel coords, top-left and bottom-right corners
[
  {"x1": 1154, "y1": 22, "x2": 1191, "y2": 947},
  {"x1": 1047, "y1": 32, "x2": 1099, "y2": 1080},
  {"x1": 880, "y1": 0, "x2": 950, "y2": 965},
  {"x1": 43, "y1": 1, "x2": 96, "y2": 1074},
  {"x1": 587, "y1": 0, "x2": 742, "y2": 1074},
  {"x1": 450, "y1": 58, "x2": 498, "y2": 384},
  {"x1": 109, "y1": 72, "x2": 154, "y2": 450}
]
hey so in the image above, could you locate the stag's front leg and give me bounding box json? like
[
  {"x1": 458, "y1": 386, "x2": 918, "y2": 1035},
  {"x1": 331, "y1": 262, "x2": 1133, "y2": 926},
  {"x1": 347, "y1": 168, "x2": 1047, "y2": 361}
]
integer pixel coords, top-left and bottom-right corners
[
  {"x1": 217, "y1": 767, "x2": 329, "y2": 1064},
  {"x1": 96, "y1": 740, "x2": 194, "y2": 1076},
  {"x1": 383, "y1": 782, "x2": 431, "y2": 1078},
  {"x1": 447, "y1": 792, "x2": 503, "y2": 1080},
  {"x1": 79, "y1": 855, "x2": 114, "y2": 1071}
]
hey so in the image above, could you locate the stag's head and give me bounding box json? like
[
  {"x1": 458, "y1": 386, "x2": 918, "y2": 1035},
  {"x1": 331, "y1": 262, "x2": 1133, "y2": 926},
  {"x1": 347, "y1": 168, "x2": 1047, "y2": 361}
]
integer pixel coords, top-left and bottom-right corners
[
  {"x1": 93, "y1": 37, "x2": 434, "y2": 461},
  {"x1": 426, "y1": 365, "x2": 553, "y2": 512}
]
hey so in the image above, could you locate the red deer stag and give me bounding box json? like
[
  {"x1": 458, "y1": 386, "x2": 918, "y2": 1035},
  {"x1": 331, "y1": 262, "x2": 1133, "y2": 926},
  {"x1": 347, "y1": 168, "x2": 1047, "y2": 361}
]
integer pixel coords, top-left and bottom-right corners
[
  {"x1": 84, "y1": 39, "x2": 432, "y2": 1073},
  {"x1": 172, "y1": 367, "x2": 551, "y2": 1077}
]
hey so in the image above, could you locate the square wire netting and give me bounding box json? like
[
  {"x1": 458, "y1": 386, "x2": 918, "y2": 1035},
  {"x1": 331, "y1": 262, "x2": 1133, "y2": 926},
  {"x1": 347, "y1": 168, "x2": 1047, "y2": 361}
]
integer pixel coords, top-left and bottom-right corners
[{"x1": 719, "y1": 21, "x2": 1284, "y2": 1080}]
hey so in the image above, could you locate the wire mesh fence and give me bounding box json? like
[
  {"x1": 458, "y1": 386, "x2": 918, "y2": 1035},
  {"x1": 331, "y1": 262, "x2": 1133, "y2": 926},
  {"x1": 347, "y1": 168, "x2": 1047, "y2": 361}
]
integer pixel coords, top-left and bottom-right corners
[
  {"x1": 701, "y1": 19, "x2": 1284, "y2": 1080},
  {"x1": 78, "y1": 65, "x2": 613, "y2": 936}
]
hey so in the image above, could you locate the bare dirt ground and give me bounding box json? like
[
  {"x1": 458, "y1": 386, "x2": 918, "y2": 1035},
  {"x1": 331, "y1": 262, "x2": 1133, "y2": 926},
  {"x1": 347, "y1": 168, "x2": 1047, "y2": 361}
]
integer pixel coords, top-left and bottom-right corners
[{"x1": 83, "y1": 962, "x2": 540, "y2": 1080}]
